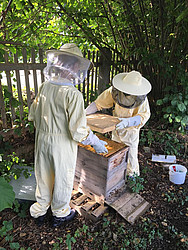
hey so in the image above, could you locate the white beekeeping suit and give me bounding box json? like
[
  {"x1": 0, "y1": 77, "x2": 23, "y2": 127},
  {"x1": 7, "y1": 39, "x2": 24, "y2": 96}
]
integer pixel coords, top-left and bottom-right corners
[
  {"x1": 28, "y1": 43, "x2": 108, "y2": 227},
  {"x1": 86, "y1": 71, "x2": 152, "y2": 177}
]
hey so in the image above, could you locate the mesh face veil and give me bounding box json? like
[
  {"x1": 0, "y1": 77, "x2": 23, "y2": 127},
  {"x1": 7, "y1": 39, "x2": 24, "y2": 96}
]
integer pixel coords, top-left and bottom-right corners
[
  {"x1": 112, "y1": 86, "x2": 146, "y2": 109},
  {"x1": 43, "y1": 51, "x2": 91, "y2": 85}
]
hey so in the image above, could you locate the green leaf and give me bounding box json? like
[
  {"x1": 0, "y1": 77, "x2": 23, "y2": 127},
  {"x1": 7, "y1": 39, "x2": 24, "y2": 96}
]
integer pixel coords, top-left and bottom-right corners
[
  {"x1": 169, "y1": 117, "x2": 173, "y2": 123},
  {"x1": 181, "y1": 116, "x2": 188, "y2": 124},
  {"x1": 175, "y1": 116, "x2": 181, "y2": 122},
  {"x1": 9, "y1": 242, "x2": 20, "y2": 249},
  {"x1": 0, "y1": 177, "x2": 15, "y2": 212},
  {"x1": 164, "y1": 114, "x2": 169, "y2": 118},
  {"x1": 171, "y1": 99, "x2": 177, "y2": 106},
  {"x1": 176, "y1": 8, "x2": 188, "y2": 23},
  {"x1": 177, "y1": 103, "x2": 186, "y2": 112},
  {"x1": 156, "y1": 99, "x2": 163, "y2": 105},
  {"x1": 15, "y1": 0, "x2": 22, "y2": 10}
]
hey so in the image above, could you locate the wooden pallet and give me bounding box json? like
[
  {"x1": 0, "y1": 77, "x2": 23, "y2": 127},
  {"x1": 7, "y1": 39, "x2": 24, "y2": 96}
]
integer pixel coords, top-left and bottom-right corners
[
  {"x1": 70, "y1": 190, "x2": 108, "y2": 221},
  {"x1": 71, "y1": 187, "x2": 150, "y2": 224},
  {"x1": 105, "y1": 187, "x2": 151, "y2": 225}
]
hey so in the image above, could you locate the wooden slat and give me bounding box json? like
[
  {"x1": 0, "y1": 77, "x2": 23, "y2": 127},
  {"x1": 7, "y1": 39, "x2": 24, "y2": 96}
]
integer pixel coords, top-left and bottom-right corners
[
  {"x1": 0, "y1": 79, "x2": 7, "y2": 128},
  {"x1": 82, "y1": 51, "x2": 86, "y2": 101},
  {"x1": 14, "y1": 52, "x2": 24, "y2": 122},
  {"x1": 91, "y1": 203, "x2": 108, "y2": 218},
  {"x1": 72, "y1": 194, "x2": 88, "y2": 206},
  {"x1": 108, "y1": 191, "x2": 136, "y2": 210},
  {"x1": 86, "y1": 113, "x2": 119, "y2": 133},
  {"x1": 70, "y1": 189, "x2": 107, "y2": 221},
  {"x1": 81, "y1": 200, "x2": 96, "y2": 212},
  {"x1": 118, "y1": 194, "x2": 144, "y2": 218},
  {"x1": 95, "y1": 50, "x2": 99, "y2": 93},
  {"x1": 4, "y1": 52, "x2": 16, "y2": 123},
  {"x1": 0, "y1": 62, "x2": 46, "y2": 71},
  {"x1": 106, "y1": 189, "x2": 150, "y2": 224},
  {"x1": 39, "y1": 48, "x2": 44, "y2": 83},
  {"x1": 22, "y1": 48, "x2": 31, "y2": 109},
  {"x1": 71, "y1": 189, "x2": 79, "y2": 197},
  {"x1": 73, "y1": 179, "x2": 105, "y2": 203},
  {"x1": 31, "y1": 48, "x2": 38, "y2": 96},
  {"x1": 90, "y1": 51, "x2": 95, "y2": 103},
  {"x1": 86, "y1": 50, "x2": 91, "y2": 107},
  {"x1": 126, "y1": 200, "x2": 151, "y2": 224},
  {"x1": 105, "y1": 165, "x2": 126, "y2": 194}
]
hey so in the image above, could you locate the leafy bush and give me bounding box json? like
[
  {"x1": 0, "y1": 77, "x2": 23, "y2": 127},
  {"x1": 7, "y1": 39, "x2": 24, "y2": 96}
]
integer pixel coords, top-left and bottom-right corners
[
  {"x1": 0, "y1": 153, "x2": 32, "y2": 212},
  {"x1": 0, "y1": 153, "x2": 29, "y2": 182},
  {"x1": 0, "y1": 177, "x2": 15, "y2": 212},
  {"x1": 140, "y1": 129, "x2": 185, "y2": 157},
  {"x1": 156, "y1": 75, "x2": 188, "y2": 132},
  {"x1": 0, "y1": 83, "x2": 34, "y2": 132},
  {"x1": 127, "y1": 174, "x2": 144, "y2": 193}
]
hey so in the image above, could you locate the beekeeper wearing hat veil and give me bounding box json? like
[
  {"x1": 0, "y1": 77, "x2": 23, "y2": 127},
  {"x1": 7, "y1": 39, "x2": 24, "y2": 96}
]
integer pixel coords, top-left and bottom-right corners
[
  {"x1": 28, "y1": 43, "x2": 108, "y2": 227},
  {"x1": 86, "y1": 70, "x2": 152, "y2": 177}
]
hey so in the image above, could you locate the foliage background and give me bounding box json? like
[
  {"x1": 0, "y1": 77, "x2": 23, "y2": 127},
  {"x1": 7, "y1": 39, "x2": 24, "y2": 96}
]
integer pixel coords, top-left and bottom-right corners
[{"x1": 0, "y1": 0, "x2": 188, "y2": 130}]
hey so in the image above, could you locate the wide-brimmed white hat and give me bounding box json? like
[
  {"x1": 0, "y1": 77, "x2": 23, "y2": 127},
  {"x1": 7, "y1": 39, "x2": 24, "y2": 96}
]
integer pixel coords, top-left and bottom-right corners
[
  {"x1": 112, "y1": 70, "x2": 152, "y2": 95},
  {"x1": 46, "y1": 43, "x2": 93, "y2": 70}
]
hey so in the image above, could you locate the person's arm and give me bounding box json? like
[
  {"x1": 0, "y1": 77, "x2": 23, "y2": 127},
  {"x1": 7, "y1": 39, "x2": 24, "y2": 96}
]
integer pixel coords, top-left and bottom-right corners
[
  {"x1": 67, "y1": 89, "x2": 108, "y2": 154},
  {"x1": 81, "y1": 130, "x2": 108, "y2": 154},
  {"x1": 86, "y1": 102, "x2": 98, "y2": 115},
  {"x1": 116, "y1": 98, "x2": 151, "y2": 130},
  {"x1": 116, "y1": 116, "x2": 141, "y2": 129},
  {"x1": 86, "y1": 87, "x2": 114, "y2": 115}
]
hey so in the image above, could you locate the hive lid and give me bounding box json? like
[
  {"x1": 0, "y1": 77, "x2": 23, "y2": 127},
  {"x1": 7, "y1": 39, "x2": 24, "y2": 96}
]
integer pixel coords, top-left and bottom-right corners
[{"x1": 87, "y1": 113, "x2": 119, "y2": 133}]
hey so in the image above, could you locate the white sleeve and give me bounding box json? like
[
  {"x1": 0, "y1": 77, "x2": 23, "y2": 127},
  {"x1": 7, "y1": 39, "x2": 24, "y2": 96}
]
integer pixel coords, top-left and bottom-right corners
[{"x1": 85, "y1": 102, "x2": 98, "y2": 115}]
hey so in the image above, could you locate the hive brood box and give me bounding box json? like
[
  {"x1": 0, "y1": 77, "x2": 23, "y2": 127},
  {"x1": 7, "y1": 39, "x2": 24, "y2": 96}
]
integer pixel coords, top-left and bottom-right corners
[{"x1": 74, "y1": 135, "x2": 129, "y2": 202}]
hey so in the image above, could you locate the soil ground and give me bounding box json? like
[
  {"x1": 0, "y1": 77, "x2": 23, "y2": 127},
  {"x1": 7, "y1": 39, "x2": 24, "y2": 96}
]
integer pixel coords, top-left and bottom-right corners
[{"x1": 0, "y1": 128, "x2": 188, "y2": 249}]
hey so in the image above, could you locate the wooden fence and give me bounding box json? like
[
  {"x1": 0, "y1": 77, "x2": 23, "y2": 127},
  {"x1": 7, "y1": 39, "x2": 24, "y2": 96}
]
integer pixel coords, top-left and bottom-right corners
[{"x1": 0, "y1": 47, "x2": 131, "y2": 129}]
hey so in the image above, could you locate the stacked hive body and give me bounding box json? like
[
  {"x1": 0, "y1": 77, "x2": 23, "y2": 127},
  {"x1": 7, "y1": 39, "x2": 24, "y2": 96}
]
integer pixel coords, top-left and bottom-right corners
[
  {"x1": 72, "y1": 114, "x2": 150, "y2": 223},
  {"x1": 74, "y1": 135, "x2": 129, "y2": 201}
]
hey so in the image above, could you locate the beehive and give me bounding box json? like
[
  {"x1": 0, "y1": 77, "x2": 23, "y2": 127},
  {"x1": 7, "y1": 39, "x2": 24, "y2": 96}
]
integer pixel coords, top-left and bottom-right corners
[{"x1": 74, "y1": 135, "x2": 129, "y2": 202}]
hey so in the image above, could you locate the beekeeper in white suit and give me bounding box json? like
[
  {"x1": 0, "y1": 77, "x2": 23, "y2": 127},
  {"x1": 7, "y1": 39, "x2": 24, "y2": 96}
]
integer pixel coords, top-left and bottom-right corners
[
  {"x1": 86, "y1": 70, "x2": 151, "y2": 177},
  {"x1": 28, "y1": 43, "x2": 108, "y2": 227}
]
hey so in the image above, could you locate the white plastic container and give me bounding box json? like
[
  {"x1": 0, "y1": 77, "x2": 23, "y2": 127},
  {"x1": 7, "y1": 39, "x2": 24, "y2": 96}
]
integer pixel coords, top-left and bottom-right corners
[{"x1": 169, "y1": 164, "x2": 187, "y2": 185}]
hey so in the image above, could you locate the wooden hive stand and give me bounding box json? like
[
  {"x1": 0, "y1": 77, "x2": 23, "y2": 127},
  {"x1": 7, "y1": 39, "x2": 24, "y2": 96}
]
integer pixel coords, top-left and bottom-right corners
[{"x1": 70, "y1": 189, "x2": 108, "y2": 222}]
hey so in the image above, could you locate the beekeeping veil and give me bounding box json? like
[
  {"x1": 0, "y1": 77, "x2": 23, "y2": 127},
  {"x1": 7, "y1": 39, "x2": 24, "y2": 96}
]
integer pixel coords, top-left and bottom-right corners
[
  {"x1": 43, "y1": 43, "x2": 92, "y2": 85},
  {"x1": 112, "y1": 71, "x2": 152, "y2": 109}
]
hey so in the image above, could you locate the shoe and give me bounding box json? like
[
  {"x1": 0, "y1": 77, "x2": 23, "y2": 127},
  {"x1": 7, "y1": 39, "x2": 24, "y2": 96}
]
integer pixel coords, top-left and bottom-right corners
[
  {"x1": 52, "y1": 209, "x2": 77, "y2": 227},
  {"x1": 35, "y1": 214, "x2": 46, "y2": 227}
]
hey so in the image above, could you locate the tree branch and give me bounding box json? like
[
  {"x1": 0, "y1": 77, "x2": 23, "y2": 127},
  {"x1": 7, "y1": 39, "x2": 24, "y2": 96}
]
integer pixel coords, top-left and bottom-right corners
[{"x1": 0, "y1": 0, "x2": 13, "y2": 26}]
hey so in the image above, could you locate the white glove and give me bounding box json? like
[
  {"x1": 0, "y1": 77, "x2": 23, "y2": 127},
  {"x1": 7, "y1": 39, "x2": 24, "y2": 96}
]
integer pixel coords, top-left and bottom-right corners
[
  {"x1": 116, "y1": 116, "x2": 141, "y2": 130},
  {"x1": 86, "y1": 102, "x2": 98, "y2": 115},
  {"x1": 92, "y1": 140, "x2": 108, "y2": 154},
  {"x1": 81, "y1": 130, "x2": 108, "y2": 154}
]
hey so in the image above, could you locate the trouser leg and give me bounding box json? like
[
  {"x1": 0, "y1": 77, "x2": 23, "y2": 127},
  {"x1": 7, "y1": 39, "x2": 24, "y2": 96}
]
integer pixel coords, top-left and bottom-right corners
[
  {"x1": 30, "y1": 136, "x2": 54, "y2": 218},
  {"x1": 50, "y1": 140, "x2": 77, "y2": 218},
  {"x1": 112, "y1": 128, "x2": 140, "y2": 176},
  {"x1": 126, "y1": 146, "x2": 140, "y2": 176}
]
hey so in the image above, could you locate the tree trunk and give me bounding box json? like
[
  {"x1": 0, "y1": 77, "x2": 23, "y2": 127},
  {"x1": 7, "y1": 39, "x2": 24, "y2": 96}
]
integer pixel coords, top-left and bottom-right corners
[{"x1": 98, "y1": 48, "x2": 112, "y2": 94}]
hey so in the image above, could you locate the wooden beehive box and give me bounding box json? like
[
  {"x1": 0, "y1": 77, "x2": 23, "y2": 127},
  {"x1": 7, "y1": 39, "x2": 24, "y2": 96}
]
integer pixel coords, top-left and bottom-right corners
[{"x1": 74, "y1": 135, "x2": 129, "y2": 202}]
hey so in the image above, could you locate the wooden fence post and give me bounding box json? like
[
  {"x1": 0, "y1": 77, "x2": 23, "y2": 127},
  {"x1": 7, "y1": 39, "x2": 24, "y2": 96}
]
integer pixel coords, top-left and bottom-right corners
[
  {"x1": 0, "y1": 77, "x2": 7, "y2": 128},
  {"x1": 98, "y1": 48, "x2": 112, "y2": 94}
]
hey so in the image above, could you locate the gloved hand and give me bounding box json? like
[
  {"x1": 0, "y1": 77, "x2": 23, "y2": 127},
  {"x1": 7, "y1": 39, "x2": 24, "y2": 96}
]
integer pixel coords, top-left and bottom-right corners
[
  {"x1": 116, "y1": 116, "x2": 141, "y2": 130},
  {"x1": 116, "y1": 118, "x2": 129, "y2": 130},
  {"x1": 81, "y1": 130, "x2": 108, "y2": 154},
  {"x1": 92, "y1": 139, "x2": 108, "y2": 154},
  {"x1": 86, "y1": 102, "x2": 98, "y2": 115}
]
